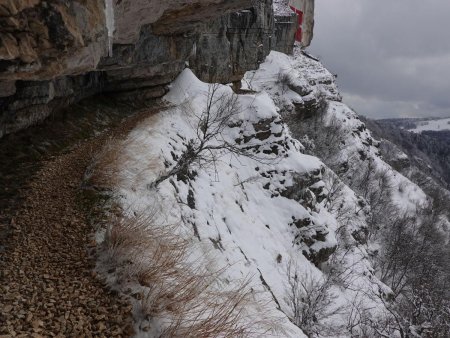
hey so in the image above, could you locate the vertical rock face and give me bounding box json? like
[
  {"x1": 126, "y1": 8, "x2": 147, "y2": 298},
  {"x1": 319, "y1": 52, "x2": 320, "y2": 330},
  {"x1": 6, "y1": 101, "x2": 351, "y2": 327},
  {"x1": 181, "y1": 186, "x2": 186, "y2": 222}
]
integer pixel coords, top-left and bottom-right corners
[
  {"x1": 273, "y1": 14, "x2": 298, "y2": 54},
  {"x1": 301, "y1": 0, "x2": 315, "y2": 47},
  {"x1": 276, "y1": 0, "x2": 314, "y2": 47},
  {"x1": 0, "y1": 0, "x2": 263, "y2": 84},
  {"x1": 98, "y1": 25, "x2": 196, "y2": 95},
  {"x1": 113, "y1": 0, "x2": 253, "y2": 43},
  {"x1": 0, "y1": 72, "x2": 105, "y2": 137},
  {"x1": 101, "y1": 0, "x2": 274, "y2": 89},
  {"x1": 0, "y1": 0, "x2": 108, "y2": 137},
  {"x1": 191, "y1": 0, "x2": 274, "y2": 83},
  {"x1": 0, "y1": 0, "x2": 314, "y2": 137},
  {"x1": 0, "y1": 0, "x2": 108, "y2": 81}
]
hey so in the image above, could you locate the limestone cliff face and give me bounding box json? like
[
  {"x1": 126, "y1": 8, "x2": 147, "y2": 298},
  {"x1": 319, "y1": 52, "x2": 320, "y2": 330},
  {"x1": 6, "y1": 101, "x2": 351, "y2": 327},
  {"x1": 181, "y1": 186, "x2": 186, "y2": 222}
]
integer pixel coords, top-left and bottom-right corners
[
  {"x1": 191, "y1": 0, "x2": 275, "y2": 83},
  {"x1": 0, "y1": 0, "x2": 251, "y2": 82},
  {"x1": 0, "y1": 0, "x2": 307, "y2": 137},
  {"x1": 301, "y1": 0, "x2": 314, "y2": 47},
  {"x1": 0, "y1": 0, "x2": 107, "y2": 81},
  {"x1": 273, "y1": 0, "x2": 314, "y2": 48},
  {"x1": 273, "y1": 14, "x2": 298, "y2": 54},
  {"x1": 113, "y1": 0, "x2": 253, "y2": 43}
]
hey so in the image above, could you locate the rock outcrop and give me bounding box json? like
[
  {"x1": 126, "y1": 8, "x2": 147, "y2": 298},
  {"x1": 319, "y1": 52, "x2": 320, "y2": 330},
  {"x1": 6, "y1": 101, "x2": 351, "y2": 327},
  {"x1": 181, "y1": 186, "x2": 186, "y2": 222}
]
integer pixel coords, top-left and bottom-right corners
[
  {"x1": 273, "y1": 14, "x2": 298, "y2": 54},
  {"x1": 0, "y1": 0, "x2": 107, "y2": 81},
  {"x1": 300, "y1": 0, "x2": 315, "y2": 47},
  {"x1": 0, "y1": 0, "x2": 253, "y2": 82},
  {"x1": 0, "y1": 0, "x2": 308, "y2": 137},
  {"x1": 113, "y1": 0, "x2": 253, "y2": 42},
  {"x1": 274, "y1": 0, "x2": 314, "y2": 48},
  {"x1": 191, "y1": 1, "x2": 275, "y2": 83}
]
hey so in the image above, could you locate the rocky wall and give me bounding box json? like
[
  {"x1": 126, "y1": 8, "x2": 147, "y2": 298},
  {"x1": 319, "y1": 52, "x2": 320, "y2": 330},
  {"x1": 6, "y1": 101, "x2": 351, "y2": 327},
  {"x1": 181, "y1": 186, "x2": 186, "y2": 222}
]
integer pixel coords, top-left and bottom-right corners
[
  {"x1": 301, "y1": 0, "x2": 315, "y2": 47},
  {"x1": 114, "y1": 0, "x2": 253, "y2": 42},
  {"x1": 191, "y1": 0, "x2": 275, "y2": 83},
  {"x1": 0, "y1": 72, "x2": 105, "y2": 138},
  {"x1": 273, "y1": 14, "x2": 297, "y2": 54},
  {"x1": 0, "y1": 0, "x2": 108, "y2": 81},
  {"x1": 0, "y1": 0, "x2": 301, "y2": 137}
]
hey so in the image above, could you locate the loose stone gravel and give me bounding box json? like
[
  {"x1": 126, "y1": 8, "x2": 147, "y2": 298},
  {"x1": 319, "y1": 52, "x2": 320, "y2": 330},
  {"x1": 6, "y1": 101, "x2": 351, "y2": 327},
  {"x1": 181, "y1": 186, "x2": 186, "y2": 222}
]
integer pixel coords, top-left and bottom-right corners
[{"x1": 0, "y1": 108, "x2": 159, "y2": 337}]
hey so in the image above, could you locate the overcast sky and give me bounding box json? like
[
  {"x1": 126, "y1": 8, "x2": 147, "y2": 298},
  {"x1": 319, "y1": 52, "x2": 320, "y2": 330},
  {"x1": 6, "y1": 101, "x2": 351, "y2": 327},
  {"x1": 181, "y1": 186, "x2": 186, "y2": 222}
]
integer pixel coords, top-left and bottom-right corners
[{"x1": 309, "y1": 0, "x2": 450, "y2": 119}]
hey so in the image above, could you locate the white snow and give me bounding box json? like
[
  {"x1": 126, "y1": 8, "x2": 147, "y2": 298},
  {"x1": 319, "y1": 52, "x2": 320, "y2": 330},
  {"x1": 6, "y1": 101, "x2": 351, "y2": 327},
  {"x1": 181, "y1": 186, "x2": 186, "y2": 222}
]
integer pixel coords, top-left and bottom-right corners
[
  {"x1": 274, "y1": 0, "x2": 294, "y2": 16},
  {"x1": 100, "y1": 48, "x2": 436, "y2": 337},
  {"x1": 244, "y1": 49, "x2": 427, "y2": 215},
  {"x1": 409, "y1": 117, "x2": 450, "y2": 133},
  {"x1": 112, "y1": 69, "x2": 337, "y2": 336}
]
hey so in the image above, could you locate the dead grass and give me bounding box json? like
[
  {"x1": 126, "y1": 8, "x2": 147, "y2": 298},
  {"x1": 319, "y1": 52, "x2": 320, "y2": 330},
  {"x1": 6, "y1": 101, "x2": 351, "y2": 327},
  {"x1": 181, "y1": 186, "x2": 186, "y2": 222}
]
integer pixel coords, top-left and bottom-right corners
[
  {"x1": 85, "y1": 136, "x2": 128, "y2": 190},
  {"x1": 86, "y1": 123, "x2": 166, "y2": 193},
  {"x1": 88, "y1": 106, "x2": 284, "y2": 336},
  {"x1": 84, "y1": 105, "x2": 166, "y2": 190},
  {"x1": 100, "y1": 212, "x2": 283, "y2": 337},
  {"x1": 161, "y1": 281, "x2": 252, "y2": 337},
  {"x1": 277, "y1": 70, "x2": 292, "y2": 94}
]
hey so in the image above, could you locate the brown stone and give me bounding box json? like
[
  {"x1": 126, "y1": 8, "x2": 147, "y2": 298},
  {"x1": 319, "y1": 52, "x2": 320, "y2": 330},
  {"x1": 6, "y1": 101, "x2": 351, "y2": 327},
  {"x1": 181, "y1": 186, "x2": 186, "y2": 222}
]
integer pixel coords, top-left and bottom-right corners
[
  {"x1": 31, "y1": 319, "x2": 43, "y2": 329},
  {"x1": 0, "y1": 112, "x2": 147, "y2": 336},
  {"x1": 97, "y1": 322, "x2": 106, "y2": 332},
  {"x1": 0, "y1": 0, "x2": 107, "y2": 81},
  {"x1": 0, "y1": 32, "x2": 19, "y2": 60},
  {"x1": 3, "y1": 304, "x2": 13, "y2": 313}
]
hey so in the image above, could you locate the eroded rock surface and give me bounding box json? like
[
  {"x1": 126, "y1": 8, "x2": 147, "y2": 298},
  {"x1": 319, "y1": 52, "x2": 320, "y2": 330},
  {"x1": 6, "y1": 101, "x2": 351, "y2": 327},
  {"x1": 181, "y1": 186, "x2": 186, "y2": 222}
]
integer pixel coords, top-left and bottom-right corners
[
  {"x1": 273, "y1": 14, "x2": 298, "y2": 54},
  {"x1": 301, "y1": 0, "x2": 315, "y2": 47},
  {"x1": 191, "y1": 0, "x2": 275, "y2": 83},
  {"x1": 0, "y1": 0, "x2": 306, "y2": 137},
  {"x1": 114, "y1": 0, "x2": 253, "y2": 42},
  {"x1": 0, "y1": 0, "x2": 107, "y2": 81}
]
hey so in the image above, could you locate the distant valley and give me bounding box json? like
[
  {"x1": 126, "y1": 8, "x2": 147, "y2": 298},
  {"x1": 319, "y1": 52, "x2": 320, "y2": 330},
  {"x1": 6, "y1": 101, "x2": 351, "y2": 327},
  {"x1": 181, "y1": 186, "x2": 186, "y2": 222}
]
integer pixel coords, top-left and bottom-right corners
[
  {"x1": 375, "y1": 116, "x2": 450, "y2": 132},
  {"x1": 363, "y1": 116, "x2": 450, "y2": 188}
]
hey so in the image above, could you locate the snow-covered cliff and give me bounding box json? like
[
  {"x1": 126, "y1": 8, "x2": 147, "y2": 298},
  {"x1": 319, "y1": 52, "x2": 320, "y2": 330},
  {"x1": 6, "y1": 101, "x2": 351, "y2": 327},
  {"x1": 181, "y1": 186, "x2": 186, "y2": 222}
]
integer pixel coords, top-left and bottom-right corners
[
  {"x1": 3, "y1": 1, "x2": 446, "y2": 336},
  {"x1": 90, "y1": 46, "x2": 449, "y2": 337}
]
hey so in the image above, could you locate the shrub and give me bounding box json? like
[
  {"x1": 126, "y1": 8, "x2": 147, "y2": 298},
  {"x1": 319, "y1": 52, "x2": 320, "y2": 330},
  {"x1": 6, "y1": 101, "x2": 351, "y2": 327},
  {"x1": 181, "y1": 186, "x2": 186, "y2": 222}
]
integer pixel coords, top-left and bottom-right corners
[
  {"x1": 286, "y1": 261, "x2": 343, "y2": 337},
  {"x1": 100, "y1": 212, "x2": 282, "y2": 336}
]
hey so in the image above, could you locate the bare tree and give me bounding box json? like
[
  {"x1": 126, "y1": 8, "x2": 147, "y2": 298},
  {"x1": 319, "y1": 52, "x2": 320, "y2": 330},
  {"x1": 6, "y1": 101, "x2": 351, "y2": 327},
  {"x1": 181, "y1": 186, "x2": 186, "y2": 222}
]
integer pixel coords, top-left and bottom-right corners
[
  {"x1": 286, "y1": 96, "x2": 349, "y2": 173},
  {"x1": 369, "y1": 204, "x2": 450, "y2": 338},
  {"x1": 152, "y1": 84, "x2": 267, "y2": 187},
  {"x1": 345, "y1": 160, "x2": 396, "y2": 240},
  {"x1": 322, "y1": 170, "x2": 346, "y2": 214},
  {"x1": 286, "y1": 261, "x2": 343, "y2": 337}
]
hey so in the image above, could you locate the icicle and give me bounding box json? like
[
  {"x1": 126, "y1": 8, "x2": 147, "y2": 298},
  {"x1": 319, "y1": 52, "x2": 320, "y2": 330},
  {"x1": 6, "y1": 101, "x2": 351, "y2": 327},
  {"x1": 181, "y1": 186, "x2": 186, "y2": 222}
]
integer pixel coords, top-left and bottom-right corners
[
  {"x1": 192, "y1": 42, "x2": 197, "y2": 58},
  {"x1": 105, "y1": 0, "x2": 115, "y2": 57}
]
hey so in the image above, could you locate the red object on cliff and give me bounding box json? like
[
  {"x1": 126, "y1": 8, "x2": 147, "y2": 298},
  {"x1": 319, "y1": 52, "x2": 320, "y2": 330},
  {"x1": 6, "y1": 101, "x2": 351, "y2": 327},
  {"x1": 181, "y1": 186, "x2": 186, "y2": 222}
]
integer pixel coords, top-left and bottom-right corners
[{"x1": 289, "y1": 5, "x2": 303, "y2": 42}]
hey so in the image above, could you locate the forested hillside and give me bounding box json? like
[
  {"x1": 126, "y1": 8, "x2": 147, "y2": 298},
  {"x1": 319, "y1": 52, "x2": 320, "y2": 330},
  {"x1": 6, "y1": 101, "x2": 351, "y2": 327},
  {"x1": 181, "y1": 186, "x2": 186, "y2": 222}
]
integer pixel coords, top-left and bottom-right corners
[{"x1": 363, "y1": 118, "x2": 450, "y2": 188}]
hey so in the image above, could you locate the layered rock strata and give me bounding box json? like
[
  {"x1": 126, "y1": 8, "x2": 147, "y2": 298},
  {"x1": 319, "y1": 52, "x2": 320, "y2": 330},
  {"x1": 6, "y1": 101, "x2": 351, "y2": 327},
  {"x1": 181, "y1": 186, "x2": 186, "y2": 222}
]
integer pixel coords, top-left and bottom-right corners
[
  {"x1": 0, "y1": 0, "x2": 307, "y2": 137},
  {"x1": 273, "y1": 14, "x2": 298, "y2": 54}
]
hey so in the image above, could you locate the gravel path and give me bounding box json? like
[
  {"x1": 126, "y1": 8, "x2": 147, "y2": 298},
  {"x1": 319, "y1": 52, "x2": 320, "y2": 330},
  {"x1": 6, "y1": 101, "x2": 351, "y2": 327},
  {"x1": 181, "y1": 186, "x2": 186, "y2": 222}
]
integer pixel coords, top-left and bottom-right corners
[{"x1": 0, "y1": 108, "x2": 158, "y2": 337}]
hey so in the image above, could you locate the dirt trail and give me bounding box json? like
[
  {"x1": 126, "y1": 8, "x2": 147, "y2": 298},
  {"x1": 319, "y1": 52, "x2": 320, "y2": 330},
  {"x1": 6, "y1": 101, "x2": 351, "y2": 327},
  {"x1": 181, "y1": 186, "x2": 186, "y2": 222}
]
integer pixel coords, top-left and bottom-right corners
[{"x1": 0, "y1": 107, "x2": 159, "y2": 337}]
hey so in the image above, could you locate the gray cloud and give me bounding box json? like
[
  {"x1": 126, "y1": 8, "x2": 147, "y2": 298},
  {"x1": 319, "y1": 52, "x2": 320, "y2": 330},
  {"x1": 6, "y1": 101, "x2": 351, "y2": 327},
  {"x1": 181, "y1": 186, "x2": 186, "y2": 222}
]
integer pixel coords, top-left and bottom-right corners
[{"x1": 310, "y1": 0, "x2": 450, "y2": 119}]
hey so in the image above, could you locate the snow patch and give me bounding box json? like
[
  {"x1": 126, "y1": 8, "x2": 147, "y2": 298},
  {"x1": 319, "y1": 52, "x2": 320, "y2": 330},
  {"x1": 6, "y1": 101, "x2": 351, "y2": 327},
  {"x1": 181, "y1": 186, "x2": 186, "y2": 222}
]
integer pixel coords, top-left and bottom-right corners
[{"x1": 409, "y1": 117, "x2": 450, "y2": 133}]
